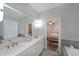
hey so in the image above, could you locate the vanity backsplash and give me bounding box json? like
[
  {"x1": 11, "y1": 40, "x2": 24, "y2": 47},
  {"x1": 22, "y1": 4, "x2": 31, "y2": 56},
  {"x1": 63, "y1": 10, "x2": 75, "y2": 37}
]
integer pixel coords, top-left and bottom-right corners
[{"x1": 18, "y1": 34, "x2": 25, "y2": 37}]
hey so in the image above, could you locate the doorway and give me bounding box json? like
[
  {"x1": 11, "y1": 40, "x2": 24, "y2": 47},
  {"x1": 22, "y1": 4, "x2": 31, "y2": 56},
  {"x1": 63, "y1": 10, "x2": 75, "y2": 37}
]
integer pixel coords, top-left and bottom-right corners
[
  {"x1": 28, "y1": 23, "x2": 32, "y2": 36},
  {"x1": 47, "y1": 19, "x2": 59, "y2": 54}
]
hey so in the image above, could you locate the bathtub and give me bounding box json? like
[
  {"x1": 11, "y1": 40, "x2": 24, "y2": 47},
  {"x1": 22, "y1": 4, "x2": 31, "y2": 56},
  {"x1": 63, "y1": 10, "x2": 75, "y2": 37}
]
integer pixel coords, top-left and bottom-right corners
[{"x1": 64, "y1": 46, "x2": 79, "y2": 56}]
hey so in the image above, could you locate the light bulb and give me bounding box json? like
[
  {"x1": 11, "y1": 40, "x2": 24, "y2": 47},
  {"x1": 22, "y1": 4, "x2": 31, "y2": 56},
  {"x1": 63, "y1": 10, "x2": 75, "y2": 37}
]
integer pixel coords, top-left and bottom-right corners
[{"x1": 49, "y1": 22, "x2": 52, "y2": 25}]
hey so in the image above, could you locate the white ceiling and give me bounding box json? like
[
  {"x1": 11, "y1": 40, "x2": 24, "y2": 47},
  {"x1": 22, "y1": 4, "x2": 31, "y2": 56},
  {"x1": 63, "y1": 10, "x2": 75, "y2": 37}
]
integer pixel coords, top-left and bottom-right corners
[
  {"x1": 4, "y1": 3, "x2": 65, "y2": 20},
  {"x1": 4, "y1": 5, "x2": 26, "y2": 20},
  {"x1": 29, "y1": 3, "x2": 65, "y2": 13},
  {"x1": 5, "y1": 3, "x2": 39, "y2": 19},
  {"x1": 4, "y1": 4, "x2": 35, "y2": 20},
  {"x1": 6, "y1": 3, "x2": 65, "y2": 14}
]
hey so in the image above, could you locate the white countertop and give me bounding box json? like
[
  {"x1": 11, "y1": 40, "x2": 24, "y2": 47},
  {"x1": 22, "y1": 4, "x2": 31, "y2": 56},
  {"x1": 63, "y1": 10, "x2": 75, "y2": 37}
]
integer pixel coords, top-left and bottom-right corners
[{"x1": 0, "y1": 36, "x2": 43, "y2": 56}]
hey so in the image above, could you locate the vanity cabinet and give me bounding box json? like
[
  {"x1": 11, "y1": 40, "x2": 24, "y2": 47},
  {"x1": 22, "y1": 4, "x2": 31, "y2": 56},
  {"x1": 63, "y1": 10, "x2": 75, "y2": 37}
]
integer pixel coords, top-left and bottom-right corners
[{"x1": 17, "y1": 38, "x2": 44, "y2": 56}]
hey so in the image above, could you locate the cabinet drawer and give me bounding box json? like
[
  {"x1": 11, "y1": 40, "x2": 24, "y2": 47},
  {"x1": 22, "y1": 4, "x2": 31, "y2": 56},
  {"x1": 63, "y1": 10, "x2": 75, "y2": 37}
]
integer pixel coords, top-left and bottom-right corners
[{"x1": 31, "y1": 39, "x2": 44, "y2": 56}]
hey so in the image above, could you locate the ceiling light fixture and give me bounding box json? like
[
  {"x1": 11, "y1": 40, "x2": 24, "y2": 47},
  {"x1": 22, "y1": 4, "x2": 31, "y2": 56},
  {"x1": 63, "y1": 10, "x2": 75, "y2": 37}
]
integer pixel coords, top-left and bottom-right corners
[
  {"x1": 49, "y1": 22, "x2": 52, "y2": 25},
  {"x1": 34, "y1": 20, "x2": 42, "y2": 28}
]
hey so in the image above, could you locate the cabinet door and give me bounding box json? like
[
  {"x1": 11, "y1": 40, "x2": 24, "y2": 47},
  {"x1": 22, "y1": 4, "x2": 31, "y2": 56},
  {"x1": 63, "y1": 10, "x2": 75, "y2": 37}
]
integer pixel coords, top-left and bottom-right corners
[
  {"x1": 18, "y1": 39, "x2": 44, "y2": 56},
  {"x1": 17, "y1": 48, "x2": 32, "y2": 56},
  {"x1": 18, "y1": 43, "x2": 37, "y2": 56},
  {"x1": 32, "y1": 39, "x2": 44, "y2": 56}
]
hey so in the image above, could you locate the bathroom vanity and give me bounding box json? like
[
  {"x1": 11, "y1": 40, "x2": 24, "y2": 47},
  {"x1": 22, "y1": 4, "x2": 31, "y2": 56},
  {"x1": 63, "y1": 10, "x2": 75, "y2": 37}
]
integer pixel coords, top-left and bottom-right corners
[
  {"x1": 17, "y1": 37, "x2": 44, "y2": 56},
  {"x1": 0, "y1": 36, "x2": 44, "y2": 56}
]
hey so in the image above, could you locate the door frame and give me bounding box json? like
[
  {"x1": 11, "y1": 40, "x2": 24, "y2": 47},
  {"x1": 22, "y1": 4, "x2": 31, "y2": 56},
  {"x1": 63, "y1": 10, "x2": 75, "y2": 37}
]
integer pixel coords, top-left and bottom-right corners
[{"x1": 44, "y1": 18, "x2": 61, "y2": 54}]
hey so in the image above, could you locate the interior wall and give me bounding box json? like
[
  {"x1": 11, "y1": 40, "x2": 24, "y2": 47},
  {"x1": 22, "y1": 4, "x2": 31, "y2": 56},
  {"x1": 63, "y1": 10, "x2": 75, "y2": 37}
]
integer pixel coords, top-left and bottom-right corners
[
  {"x1": 32, "y1": 20, "x2": 44, "y2": 36},
  {"x1": 40, "y1": 3, "x2": 79, "y2": 41},
  {"x1": 17, "y1": 18, "x2": 44, "y2": 37},
  {"x1": 17, "y1": 17, "x2": 33, "y2": 35}
]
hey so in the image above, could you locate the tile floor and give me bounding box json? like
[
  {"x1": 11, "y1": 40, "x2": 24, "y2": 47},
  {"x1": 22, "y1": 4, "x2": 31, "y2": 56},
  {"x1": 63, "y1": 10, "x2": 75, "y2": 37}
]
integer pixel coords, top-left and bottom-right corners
[
  {"x1": 40, "y1": 44, "x2": 58, "y2": 56},
  {"x1": 40, "y1": 49, "x2": 58, "y2": 56}
]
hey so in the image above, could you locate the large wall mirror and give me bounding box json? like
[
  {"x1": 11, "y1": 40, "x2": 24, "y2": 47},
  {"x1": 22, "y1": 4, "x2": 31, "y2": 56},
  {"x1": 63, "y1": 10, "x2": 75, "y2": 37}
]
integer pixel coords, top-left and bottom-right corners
[
  {"x1": 3, "y1": 3, "x2": 35, "y2": 41},
  {"x1": 0, "y1": 9, "x2": 3, "y2": 41}
]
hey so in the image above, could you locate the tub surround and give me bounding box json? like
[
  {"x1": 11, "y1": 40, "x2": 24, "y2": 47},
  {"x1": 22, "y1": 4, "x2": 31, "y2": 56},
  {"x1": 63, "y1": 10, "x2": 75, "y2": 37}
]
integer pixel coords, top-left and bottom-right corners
[
  {"x1": 61, "y1": 39, "x2": 79, "y2": 56},
  {"x1": 0, "y1": 36, "x2": 44, "y2": 56},
  {"x1": 61, "y1": 39, "x2": 79, "y2": 49},
  {"x1": 64, "y1": 46, "x2": 79, "y2": 56}
]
